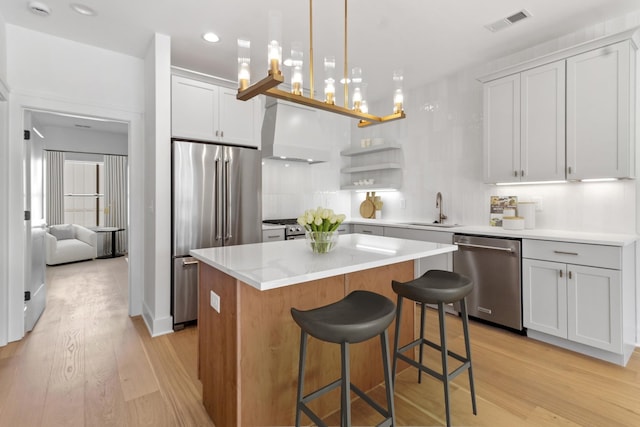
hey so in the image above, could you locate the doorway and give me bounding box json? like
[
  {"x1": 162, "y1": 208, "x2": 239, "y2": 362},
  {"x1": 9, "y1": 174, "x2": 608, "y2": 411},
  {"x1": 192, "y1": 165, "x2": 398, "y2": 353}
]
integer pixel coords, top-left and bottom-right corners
[{"x1": 25, "y1": 109, "x2": 131, "y2": 332}]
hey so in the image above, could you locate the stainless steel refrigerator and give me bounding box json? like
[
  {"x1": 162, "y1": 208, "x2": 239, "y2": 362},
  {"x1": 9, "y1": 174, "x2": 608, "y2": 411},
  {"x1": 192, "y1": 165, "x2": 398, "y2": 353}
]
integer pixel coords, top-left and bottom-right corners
[{"x1": 172, "y1": 139, "x2": 261, "y2": 329}]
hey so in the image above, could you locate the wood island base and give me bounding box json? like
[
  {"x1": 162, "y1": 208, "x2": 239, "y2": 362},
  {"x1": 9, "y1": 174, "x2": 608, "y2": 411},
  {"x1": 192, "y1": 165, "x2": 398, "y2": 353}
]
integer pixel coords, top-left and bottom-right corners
[{"x1": 198, "y1": 260, "x2": 415, "y2": 427}]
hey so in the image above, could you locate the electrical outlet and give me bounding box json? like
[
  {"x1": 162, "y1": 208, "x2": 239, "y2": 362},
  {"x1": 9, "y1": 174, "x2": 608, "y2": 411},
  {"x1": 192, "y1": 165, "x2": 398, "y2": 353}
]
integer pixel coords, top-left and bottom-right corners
[
  {"x1": 400, "y1": 199, "x2": 406, "y2": 209},
  {"x1": 210, "y1": 290, "x2": 220, "y2": 313},
  {"x1": 532, "y1": 196, "x2": 543, "y2": 212}
]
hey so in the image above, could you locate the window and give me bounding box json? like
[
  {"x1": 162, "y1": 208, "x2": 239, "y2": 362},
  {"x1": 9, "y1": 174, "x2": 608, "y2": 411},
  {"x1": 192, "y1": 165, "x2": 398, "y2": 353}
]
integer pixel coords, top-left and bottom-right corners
[{"x1": 63, "y1": 160, "x2": 104, "y2": 227}]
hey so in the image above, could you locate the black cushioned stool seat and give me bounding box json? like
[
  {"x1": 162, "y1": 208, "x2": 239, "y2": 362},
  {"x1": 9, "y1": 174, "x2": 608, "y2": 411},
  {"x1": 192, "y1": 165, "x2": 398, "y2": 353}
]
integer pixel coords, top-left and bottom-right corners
[
  {"x1": 291, "y1": 290, "x2": 396, "y2": 427},
  {"x1": 391, "y1": 270, "x2": 477, "y2": 427}
]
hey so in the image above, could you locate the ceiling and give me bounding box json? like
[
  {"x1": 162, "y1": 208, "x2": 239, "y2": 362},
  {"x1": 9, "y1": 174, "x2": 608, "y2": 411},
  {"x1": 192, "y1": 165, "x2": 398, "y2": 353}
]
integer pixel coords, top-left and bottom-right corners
[{"x1": 2, "y1": 0, "x2": 640, "y2": 125}]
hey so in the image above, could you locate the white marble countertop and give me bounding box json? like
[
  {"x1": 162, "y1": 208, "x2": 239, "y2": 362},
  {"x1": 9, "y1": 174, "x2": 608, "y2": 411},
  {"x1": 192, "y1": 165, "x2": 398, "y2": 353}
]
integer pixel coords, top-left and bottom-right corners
[
  {"x1": 347, "y1": 218, "x2": 638, "y2": 246},
  {"x1": 190, "y1": 234, "x2": 456, "y2": 291}
]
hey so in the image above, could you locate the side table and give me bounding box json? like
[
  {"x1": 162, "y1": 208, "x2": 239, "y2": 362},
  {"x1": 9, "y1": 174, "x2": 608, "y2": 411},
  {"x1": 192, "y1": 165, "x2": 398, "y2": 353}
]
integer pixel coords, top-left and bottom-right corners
[{"x1": 93, "y1": 227, "x2": 125, "y2": 259}]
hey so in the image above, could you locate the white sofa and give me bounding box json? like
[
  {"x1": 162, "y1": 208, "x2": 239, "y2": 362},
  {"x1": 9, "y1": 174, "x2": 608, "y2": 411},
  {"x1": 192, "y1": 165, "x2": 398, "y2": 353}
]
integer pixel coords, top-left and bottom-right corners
[{"x1": 46, "y1": 224, "x2": 97, "y2": 265}]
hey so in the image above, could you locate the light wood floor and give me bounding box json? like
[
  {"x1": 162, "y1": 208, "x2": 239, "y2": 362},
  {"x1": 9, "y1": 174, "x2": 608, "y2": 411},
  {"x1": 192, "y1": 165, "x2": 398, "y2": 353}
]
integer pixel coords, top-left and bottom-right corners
[{"x1": 0, "y1": 258, "x2": 638, "y2": 426}]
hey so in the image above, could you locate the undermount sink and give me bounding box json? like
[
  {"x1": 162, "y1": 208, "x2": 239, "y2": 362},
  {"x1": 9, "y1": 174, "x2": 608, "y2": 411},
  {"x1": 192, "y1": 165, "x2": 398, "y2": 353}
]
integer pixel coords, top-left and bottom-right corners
[{"x1": 403, "y1": 222, "x2": 461, "y2": 228}]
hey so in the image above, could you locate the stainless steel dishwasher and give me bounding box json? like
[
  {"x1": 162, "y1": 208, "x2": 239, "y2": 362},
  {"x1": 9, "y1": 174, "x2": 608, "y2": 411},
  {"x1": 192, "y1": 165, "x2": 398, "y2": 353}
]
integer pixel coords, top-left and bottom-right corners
[{"x1": 453, "y1": 234, "x2": 523, "y2": 331}]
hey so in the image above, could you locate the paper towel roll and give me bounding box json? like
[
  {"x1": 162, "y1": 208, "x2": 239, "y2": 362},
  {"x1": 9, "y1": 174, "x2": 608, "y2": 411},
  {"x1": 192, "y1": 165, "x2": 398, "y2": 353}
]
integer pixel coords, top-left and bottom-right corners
[{"x1": 518, "y1": 202, "x2": 536, "y2": 229}]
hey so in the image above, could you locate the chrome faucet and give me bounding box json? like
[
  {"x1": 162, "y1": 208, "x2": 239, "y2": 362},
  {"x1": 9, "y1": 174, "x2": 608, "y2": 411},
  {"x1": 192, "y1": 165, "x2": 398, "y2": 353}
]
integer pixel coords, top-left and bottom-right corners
[{"x1": 436, "y1": 192, "x2": 447, "y2": 224}]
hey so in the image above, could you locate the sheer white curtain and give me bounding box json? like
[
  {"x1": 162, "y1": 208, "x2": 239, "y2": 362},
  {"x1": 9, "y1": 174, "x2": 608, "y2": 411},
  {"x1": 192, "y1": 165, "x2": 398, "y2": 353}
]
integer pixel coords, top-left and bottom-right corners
[
  {"x1": 45, "y1": 150, "x2": 64, "y2": 226},
  {"x1": 104, "y1": 155, "x2": 128, "y2": 254}
]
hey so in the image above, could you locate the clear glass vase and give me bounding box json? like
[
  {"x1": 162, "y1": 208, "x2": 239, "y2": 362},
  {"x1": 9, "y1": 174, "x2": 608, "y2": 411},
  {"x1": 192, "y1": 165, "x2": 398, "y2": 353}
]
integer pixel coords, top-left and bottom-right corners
[{"x1": 305, "y1": 231, "x2": 339, "y2": 254}]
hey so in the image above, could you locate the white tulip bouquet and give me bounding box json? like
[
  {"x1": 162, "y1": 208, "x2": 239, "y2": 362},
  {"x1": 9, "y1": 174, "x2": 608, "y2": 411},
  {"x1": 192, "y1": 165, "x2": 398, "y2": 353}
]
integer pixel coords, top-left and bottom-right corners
[
  {"x1": 297, "y1": 207, "x2": 346, "y2": 232},
  {"x1": 297, "y1": 207, "x2": 346, "y2": 253}
]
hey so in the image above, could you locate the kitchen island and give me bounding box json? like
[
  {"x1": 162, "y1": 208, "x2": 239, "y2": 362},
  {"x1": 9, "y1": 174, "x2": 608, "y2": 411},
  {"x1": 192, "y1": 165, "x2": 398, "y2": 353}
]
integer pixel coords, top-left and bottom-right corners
[{"x1": 190, "y1": 234, "x2": 457, "y2": 427}]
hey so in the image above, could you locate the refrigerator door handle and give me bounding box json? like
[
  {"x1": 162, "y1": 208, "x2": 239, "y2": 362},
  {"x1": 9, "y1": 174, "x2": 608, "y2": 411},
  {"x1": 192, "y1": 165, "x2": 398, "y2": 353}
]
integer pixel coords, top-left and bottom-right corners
[
  {"x1": 215, "y1": 157, "x2": 222, "y2": 241},
  {"x1": 224, "y1": 156, "x2": 232, "y2": 240}
]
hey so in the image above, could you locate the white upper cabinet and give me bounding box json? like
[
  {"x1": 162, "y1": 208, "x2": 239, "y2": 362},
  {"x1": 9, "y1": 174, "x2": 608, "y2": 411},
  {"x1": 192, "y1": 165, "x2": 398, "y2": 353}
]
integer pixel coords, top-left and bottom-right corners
[
  {"x1": 566, "y1": 41, "x2": 634, "y2": 180},
  {"x1": 521, "y1": 61, "x2": 566, "y2": 182},
  {"x1": 481, "y1": 31, "x2": 637, "y2": 183},
  {"x1": 483, "y1": 74, "x2": 520, "y2": 183},
  {"x1": 483, "y1": 60, "x2": 566, "y2": 184},
  {"x1": 171, "y1": 75, "x2": 260, "y2": 148}
]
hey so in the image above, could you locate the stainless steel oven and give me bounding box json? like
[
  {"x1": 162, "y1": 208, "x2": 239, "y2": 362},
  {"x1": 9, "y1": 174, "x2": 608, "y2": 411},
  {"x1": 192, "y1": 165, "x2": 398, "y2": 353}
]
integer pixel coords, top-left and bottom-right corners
[{"x1": 453, "y1": 234, "x2": 523, "y2": 331}]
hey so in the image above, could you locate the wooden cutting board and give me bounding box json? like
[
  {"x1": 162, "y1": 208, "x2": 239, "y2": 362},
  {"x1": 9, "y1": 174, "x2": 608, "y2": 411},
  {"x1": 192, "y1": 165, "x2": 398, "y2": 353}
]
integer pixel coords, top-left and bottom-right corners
[{"x1": 359, "y1": 193, "x2": 375, "y2": 218}]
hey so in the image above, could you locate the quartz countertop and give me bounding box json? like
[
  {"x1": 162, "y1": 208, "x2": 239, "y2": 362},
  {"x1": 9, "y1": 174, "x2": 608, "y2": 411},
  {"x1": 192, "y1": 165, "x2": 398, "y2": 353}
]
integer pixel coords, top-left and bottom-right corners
[
  {"x1": 190, "y1": 234, "x2": 456, "y2": 291},
  {"x1": 347, "y1": 218, "x2": 638, "y2": 246}
]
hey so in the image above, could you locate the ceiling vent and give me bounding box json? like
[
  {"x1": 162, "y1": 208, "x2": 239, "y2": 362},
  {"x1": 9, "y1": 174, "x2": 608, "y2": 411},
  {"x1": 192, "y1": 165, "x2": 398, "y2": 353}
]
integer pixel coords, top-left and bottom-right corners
[
  {"x1": 485, "y1": 9, "x2": 531, "y2": 32},
  {"x1": 28, "y1": 1, "x2": 51, "y2": 17}
]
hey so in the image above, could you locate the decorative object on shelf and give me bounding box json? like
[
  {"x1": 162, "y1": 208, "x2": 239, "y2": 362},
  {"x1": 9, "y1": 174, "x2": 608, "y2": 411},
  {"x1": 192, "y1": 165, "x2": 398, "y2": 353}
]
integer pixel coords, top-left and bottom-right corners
[
  {"x1": 298, "y1": 207, "x2": 346, "y2": 253},
  {"x1": 235, "y1": 0, "x2": 406, "y2": 128},
  {"x1": 489, "y1": 195, "x2": 517, "y2": 226}
]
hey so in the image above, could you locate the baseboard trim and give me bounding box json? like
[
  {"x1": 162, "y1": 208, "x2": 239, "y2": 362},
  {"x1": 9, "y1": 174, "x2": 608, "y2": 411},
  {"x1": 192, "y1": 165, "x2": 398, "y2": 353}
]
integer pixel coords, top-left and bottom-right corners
[{"x1": 142, "y1": 302, "x2": 173, "y2": 337}]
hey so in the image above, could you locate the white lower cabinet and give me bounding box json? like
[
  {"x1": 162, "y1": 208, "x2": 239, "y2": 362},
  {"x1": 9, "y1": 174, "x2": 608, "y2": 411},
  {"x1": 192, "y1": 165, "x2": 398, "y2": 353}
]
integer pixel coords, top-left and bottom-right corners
[
  {"x1": 522, "y1": 258, "x2": 567, "y2": 338},
  {"x1": 568, "y1": 265, "x2": 621, "y2": 352},
  {"x1": 383, "y1": 226, "x2": 453, "y2": 275},
  {"x1": 522, "y1": 239, "x2": 634, "y2": 365}
]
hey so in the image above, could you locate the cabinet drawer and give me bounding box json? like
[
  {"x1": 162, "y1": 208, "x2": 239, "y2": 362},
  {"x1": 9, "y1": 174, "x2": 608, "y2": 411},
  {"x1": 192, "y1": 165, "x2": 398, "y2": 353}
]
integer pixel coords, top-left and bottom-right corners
[
  {"x1": 262, "y1": 229, "x2": 284, "y2": 242},
  {"x1": 522, "y1": 239, "x2": 620, "y2": 270},
  {"x1": 353, "y1": 224, "x2": 384, "y2": 236}
]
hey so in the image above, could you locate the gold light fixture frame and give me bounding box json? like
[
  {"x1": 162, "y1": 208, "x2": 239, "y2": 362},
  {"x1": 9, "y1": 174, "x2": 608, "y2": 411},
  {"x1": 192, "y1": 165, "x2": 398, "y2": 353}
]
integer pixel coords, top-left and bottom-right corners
[{"x1": 236, "y1": 0, "x2": 406, "y2": 128}]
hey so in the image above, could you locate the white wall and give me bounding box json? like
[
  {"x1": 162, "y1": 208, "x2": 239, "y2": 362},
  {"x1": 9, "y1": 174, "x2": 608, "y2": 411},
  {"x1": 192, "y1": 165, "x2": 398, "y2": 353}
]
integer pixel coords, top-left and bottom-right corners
[
  {"x1": 143, "y1": 33, "x2": 172, "y2": 336},
  {"x1": 0, "y1": 11, "x2": 6, "y2": 84},
  {"x1": 42, "y1": 125, "x2": 128, "y2": 156},
  {"x1": 4, "y1": 25, "x2": 145, "y2": 342},
  {"x1": 348, "y1": 12, "x2": 640, "y2": 235}
]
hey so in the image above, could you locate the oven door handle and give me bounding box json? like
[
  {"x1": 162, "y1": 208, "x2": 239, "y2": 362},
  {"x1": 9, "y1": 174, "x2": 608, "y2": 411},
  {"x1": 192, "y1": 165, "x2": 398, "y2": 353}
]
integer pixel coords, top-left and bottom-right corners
[{"x1": 455, "y1": 242, "x2": 514, "y2": 253}]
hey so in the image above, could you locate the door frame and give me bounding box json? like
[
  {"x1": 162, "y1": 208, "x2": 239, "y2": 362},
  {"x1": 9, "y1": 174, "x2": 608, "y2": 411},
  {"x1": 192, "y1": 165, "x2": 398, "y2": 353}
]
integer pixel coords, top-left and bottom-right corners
[
  {"x1": 0, "y1": 78, "x2": 9, "y2": 346},
  {"x1": 6, "y1": 93, "x2": 144, "y2": 343}
]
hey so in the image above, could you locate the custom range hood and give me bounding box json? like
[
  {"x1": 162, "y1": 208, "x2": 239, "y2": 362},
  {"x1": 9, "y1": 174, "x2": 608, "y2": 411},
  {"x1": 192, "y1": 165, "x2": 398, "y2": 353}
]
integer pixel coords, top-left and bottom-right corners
[{"x1": 261, "y1": 98, "x2": 330, "y2": 163}]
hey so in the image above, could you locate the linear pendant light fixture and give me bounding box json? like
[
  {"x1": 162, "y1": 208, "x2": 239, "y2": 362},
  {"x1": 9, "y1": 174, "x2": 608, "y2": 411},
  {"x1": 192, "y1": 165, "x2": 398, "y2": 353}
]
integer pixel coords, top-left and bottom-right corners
[{"x1": 236, "y1": 0, "x2": 406, "y2": 128}]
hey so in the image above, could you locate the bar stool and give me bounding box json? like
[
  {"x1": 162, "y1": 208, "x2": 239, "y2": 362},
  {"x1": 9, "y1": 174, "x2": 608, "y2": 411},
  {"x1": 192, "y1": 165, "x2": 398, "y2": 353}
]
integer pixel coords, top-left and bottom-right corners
[
  {"x1": 291, "y1": 290, "x2": 397, "y2": 427},
  {"x1": 391, "y1": 270, "x2": 477, "y2": 427}
]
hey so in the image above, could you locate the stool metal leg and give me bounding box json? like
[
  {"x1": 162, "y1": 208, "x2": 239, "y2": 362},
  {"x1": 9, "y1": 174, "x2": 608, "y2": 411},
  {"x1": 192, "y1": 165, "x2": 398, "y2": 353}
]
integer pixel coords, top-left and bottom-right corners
[
  {"x1": 380, "y1": 329, "x2": 396, "y2": 425},
  {"x1": 391, "y1": 294, "x2": 404, "y2": 386},
  {"x1": 418, "y1": 302, "x2": 426, "y2": 384},
  {"x1": 438, "y1": 302, "x2": 452, "y2": 427},
  {"x1": 341, "y1": 342, "x2": 352, "y2": 427},
  {"x1": 460, "y1": 297, "x2": 477, "y2": 415},
  {"x1": 295, "y1": 330, "x2": 308, "y2": 427}
]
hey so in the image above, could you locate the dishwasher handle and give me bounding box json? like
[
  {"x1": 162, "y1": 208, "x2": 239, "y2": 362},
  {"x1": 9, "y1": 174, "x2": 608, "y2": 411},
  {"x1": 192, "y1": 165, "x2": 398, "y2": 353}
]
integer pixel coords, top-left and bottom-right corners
[{"x1": 455, "y1": 242, "x2": 514, "y2": 253}]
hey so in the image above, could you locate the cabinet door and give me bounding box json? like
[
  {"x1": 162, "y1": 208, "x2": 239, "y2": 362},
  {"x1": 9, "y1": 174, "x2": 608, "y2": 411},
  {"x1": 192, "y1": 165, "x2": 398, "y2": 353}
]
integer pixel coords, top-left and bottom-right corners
[
  {"x1": 218, "y1": 87, "x2": 259, "y2": 148},
  {"x1": 567, "y1": 265, "x2": 622, "y2": 353},
  {"x1": 520, "y1": 60, "x2": 566, "y2": 181},
  {"x1": 522, "y1": 259, "x2": 567, "y2": 338},
  {"x1": 171, "y1": 75, "x2": 218, "y2": 141},
  {"x1": 483, "y1": 74, "x2": 521, "y2": 183},
  {"x1": 566, "y1": 41, "x2": 632, "y2": 179}
]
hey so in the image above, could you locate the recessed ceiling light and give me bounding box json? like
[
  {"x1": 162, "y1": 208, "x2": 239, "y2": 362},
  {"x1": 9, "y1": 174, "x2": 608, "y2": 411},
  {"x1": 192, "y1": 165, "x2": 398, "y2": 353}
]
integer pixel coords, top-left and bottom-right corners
[
  {"x1": 202, "y1": 32, "x2": 220, "y2": 43},
  {"x1": 28, "y1": 1, "x2": 51, "y2": 17},
  {"x1": 70, "y1": 3, "x2": 96, "y2": 16}
]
